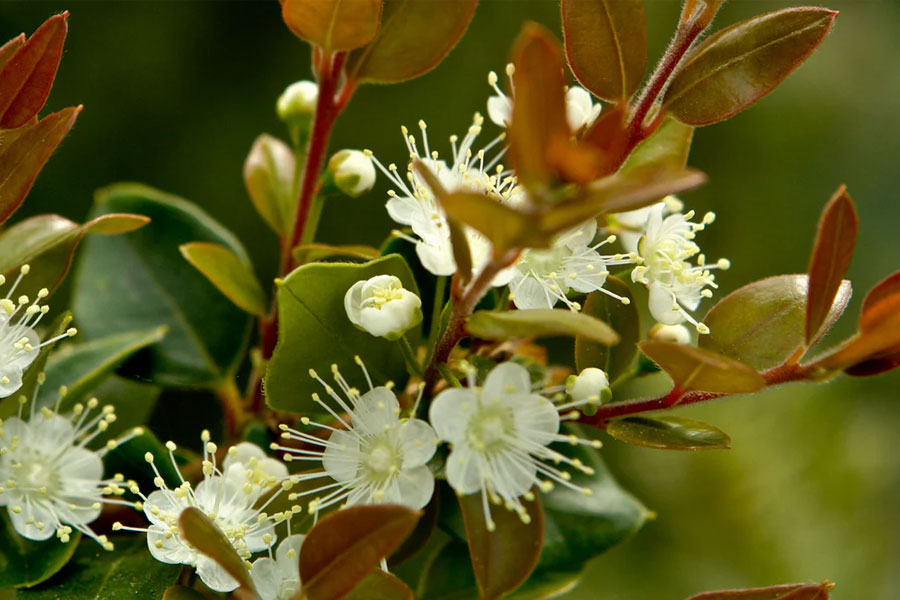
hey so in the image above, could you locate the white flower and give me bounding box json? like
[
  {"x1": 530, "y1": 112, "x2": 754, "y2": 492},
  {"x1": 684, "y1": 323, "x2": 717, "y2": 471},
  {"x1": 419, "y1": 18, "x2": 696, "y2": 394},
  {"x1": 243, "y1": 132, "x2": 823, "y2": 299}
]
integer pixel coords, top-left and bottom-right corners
[
  {"x1": 487, "y1": 65, "x2": 602, "y2": 131},
  {"x1": 276, "y1": 80, "x2": 318, "y2": 122},
  {"x1": 118, "y1": 435, "x2": 292, "y2": 593},
  {"x1": 567, "y1": 367, "x2": 611, "y2": 406},
  {"x1": 0, "y1": 265, "x2": 76, "y2": 398},
  {"x1": 508, "y1": 221, "x2": 636, "y2": 310},
  {"x1": 648, "y1": 322, "x2": 693, "y2": 345},
  {"x1": 328, "y1": 149, "x2": 376, "y2": 198},
  {"x1": 608, "y1": 195, "x2": 684, "y2": 254},
  {"x1": 429, "y1": 362, "x2": 601, "y2": 531},
  {"x1": 250, "y1": 534, "x2": 304, "y2": 600},
  {"x1": 371, "y1": 115, "x2": 520, "y2": 284},
  {"x1": 631, "y1": 205, "x2": 730, "y2": 334},
  {"x1": 344, "y1": 275, "x2": 422, "y2": 340},
  {"x1": 0, "y1": 390, "x2": 140, "y2": 549},
  {"x1": 274, "y1": 357, "x2": 438, "y2": 514}
]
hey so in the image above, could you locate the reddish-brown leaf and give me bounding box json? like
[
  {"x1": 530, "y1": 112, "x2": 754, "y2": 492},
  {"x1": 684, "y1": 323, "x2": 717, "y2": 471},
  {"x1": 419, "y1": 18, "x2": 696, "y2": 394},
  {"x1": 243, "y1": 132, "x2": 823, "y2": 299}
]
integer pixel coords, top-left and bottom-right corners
[
  {"x1": 817, "y1": 294, "x2": 900, "y2": 373},
  {"x1": 0, "y1": 33, "x2": 25, "y2": 72},
  {"x1": 806, "y1": 185, "x2": 858, "y2": 343},
  {"x1": 639, "y1": 341, "x2": 765, "y2": 394},
  {"x1": 861, "y1": 270, "x2": 900, "y2": 316},
  {"x1": 684, "y1": 580, "x2": 833, "y2": 599},
  {"x1": 282, "y1": 0, "x2": 381, "y2": 52},
  {"x1": 343, "y1": 571, "x2": 414, "y2": 600},
  {"x1": 0, "y1": 105, "x2": 81, "y2": 225},
  {"x1": 0, "y1": 12, "x2": 68, "y2": 129},
  {"x1": 178, "y1": 507, "x2": 258, "y2": 595}
]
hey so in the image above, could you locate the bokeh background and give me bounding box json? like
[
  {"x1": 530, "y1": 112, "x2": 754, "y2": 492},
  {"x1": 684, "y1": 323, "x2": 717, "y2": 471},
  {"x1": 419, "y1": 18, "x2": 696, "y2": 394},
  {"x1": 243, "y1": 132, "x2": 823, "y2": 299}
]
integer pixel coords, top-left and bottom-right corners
[{"x1": 1, "y1": 1, "x2": 899, "y2": 598}]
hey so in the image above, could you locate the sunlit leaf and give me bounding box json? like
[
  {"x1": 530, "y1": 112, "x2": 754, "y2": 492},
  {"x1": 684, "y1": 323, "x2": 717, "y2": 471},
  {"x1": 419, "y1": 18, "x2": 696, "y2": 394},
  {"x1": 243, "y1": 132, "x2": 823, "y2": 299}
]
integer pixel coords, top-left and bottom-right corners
[
  {"x1": 700, "y1": 275, "x2": 851, "y2": 371},
  {"x1": 806, "y1": 185, "x2": 857, "y2": 343},
  {"x1": 180, "y1": 242, "x2": 268, "y2": 317},
  {"x1": 575, "y1": 279, "x2": 638, "y2": 384},
  {"x1": 0, "y1": 106, "x2": 81, "y2": 225},
  {"x1": 684, "y1": 581, "x2": 834, "y2": 599},
  {"x1": 663, "y1": 8, "x2": 838, "y2": 126},
  {"x1": 0, "y1": 512, "x2": 80, "y2": 588},
  {"x1": 561, "y1": 0, "x2": 646, "y2": 102},
  {"x1": 298, "y1": 504, "x2": 420, "y2": 600},
  {"x1": 468, "y1": 309, "x2": 618, "y2": 345},
  {"x1": 344, "y1": 570, "x2": 414, "y2": 600},
  {"x1": 346, "y1": 0, "x2": 478, "y2": 83},
  {"x1": 458, "y1": 490, "x2": 543, "y2": 600},
  {"x1": 244, "y1": 134, "x2": 296, "y2": 236},
  {"x1": 0, "y1": 12, "x2": 67, "y2": 128},
  {"x1": 178, "y1": 507, "x2": 257, "y2": 595},
  {"x1": 607, "y1": 415, "x2": 731, "y2": 450},
  {"x1": 620, "y1": 118, "x2": 694, "y2": 173},
  {"x1": 282, "y1": 0, "x2": 382, "y2": 52},
  {"x1": 639, "y1": 341, "x2": 765, "y2": 393},
  {"x1": 293, "y1": 243, "x2": 380, "y2": 264}
]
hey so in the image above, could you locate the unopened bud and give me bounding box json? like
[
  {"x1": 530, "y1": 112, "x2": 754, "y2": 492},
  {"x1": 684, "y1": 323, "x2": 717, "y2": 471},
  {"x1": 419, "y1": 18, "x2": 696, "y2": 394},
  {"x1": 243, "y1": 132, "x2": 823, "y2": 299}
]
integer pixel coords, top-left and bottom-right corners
[
  {"x1": 276, "y1": 80, "x2": 318, "y2": 123},
  {"x1": 344, "y1": 275, "x2": 422, "y2": 340},
  {"x1": 648, "y1": 323, "x2": 692, "y2": 345},
  {"x1": 328, "y1": 149, "x2": 376, "y2": 198},
  {"x1": 567, "y1": 367, "x2": 612, "y2": 406}
]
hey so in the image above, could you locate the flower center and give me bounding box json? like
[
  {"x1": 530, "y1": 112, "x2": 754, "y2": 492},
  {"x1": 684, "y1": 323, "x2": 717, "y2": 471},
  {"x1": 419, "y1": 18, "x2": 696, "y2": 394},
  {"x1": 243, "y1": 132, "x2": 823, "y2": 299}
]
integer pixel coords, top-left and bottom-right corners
[
  {"x1": 368, "y1": 286, "x2": 403, "y2": 308},
  {"x1": 467, "y1": 405, "x2": 515, "y2": 453},
  {"x1": 12, "y1": 449, "x2": 62, "y2": 494},
  {"x1": 363, "y1": 437, "x2": 401, "y2": 482},
  {"x1": 520, "y1": 247, "x2": 567, "y2": 277}
]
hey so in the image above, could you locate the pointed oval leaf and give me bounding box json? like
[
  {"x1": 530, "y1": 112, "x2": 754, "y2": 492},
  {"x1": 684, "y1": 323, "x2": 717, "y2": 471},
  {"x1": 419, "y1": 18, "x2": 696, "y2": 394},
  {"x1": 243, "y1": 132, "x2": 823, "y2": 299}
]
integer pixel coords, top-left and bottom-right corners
[
  {"x1": 71, "y1": 184, "x2": 253, "y2": 387},
  {"x1": 561, "y1": 0, "x2": 647, "y2": 102},
  {"x1": 343, "y1": 571, "x2": 414, "y2": 600},
  {"x1": 265, "y1": 255, "x2": 418, "y2": 413},
  {"x1": 346, "y1": 0, "x2": 477, "y2": 83},
  {"x1": 178, "y1": 507, "x2": 257, "y2": 595},
  {"x1": 298, "y1": 504, "x2": 420, "y2": 600},
  {"x1": 639, "y1": 340, "x2": 765, "y2": 393},
  {"x1": 817, "y1": 294, "x2": 900, "y2": 373},
  {"x1": 685, "y1": 581, "x2": 834, "y2": 600},
  {"x1": 0, "y1": 33, "x2": 25, "y2": 71},
  {"x1": 293, "y1": 243, "x2": 380, "y2": 264},
  {"x1": 620, "y1": 118, "x2": 694, "y2": 173},
  {"x1": 458, "y1": 490, "x2": 543, "y2": 600},
  {"x1": 663, "y1": 8, "x2": 838, "y2": 126},
  {"x1": 607, "y1": 415, "x2": 731, "y2": 450},
  {"x1": 244, "y1": 134, "x2": 296, "y2": 236},
  {"x1": 180, "y1": 242, "x2": 267, "y2": 317},
  {"x1": 0, "y1": 12, "x2": 67, "y2": 128},
  {"x1": 806, "y1": 186, "x2": 857, "y2": 343},
  {"x1": 0, "y1": 512, "x2": 81, "y2": 588},
  {"x1": 0, "y1": 105, "x2": 81, "y2": 225},
  {"x1": 439, "y1": 192, "x2": 549, "y2": 253},
  {"x1": 468, "y1": 309, "x2": 618, "y2": 345},
  {"x1": 862, "y1": 270, "x2": 900, "y2": 316},
  {"x1": 575, "y1": 279, "x2": 638, "y2": 383},
  {"x1": 282, "y1": 0, "x2": 382, "y2": 52},
  {"x1": 701, "y1": 275, "x2": 851, "y2": 371}
]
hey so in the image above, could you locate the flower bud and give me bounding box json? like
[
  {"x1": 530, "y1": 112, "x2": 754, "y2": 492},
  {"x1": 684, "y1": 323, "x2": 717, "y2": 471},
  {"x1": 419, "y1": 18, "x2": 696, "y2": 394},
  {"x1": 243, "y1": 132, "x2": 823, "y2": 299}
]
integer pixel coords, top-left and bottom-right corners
[
  {"x1": 276, "y1": 80, "x2": 318, "y2": 123},
  {"x1": 567, "y1": 367, "x2": 612, "y2": 405},
  {"x1": 344, "y1": 275, "x2": 422, "y2": 340},
  {"x1": 328, "y1": 150, "x2": 376, "y2": 198},
  {"x1": 648, "y1": 322, "x2": 692, "y2": 345}
]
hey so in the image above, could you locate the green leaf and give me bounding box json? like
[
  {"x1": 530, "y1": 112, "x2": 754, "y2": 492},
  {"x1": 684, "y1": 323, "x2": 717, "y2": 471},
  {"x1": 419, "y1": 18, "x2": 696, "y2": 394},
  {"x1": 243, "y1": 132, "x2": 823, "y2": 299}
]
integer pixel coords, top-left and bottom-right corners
[
  {"x1": 178, "y1": 507, "x2": 258, "y2": 595},
  {"x1": 0, "y1": 13, "x2": 67, "y2": 129},
  {"x1": 162, "y1": 585, "x2": 211, "y2": 600},
  {"x1": 104, "y1": 424, "x2": 181, "y2": 489},
  {"x1": 281, "y1": 0, "x2": 382, "y2": 52},
  {"x1": 468, "y1": 309, "x2": 618, "y2": 345},
  {"x1": 439, "y1": 192, "x2": 550, "y2": 253},
  {"x1": 294, "y1": 243, "x2": 380, "y2": 264},
  {"x1": 71, "y1": 183, "x2": 253, "y2": 387},
  {"x1": 19, "y1": 536, "x2": 179, "y2": 599},
  {"x1": 507, "y1": 568, "x2": 582, "y2": 600},
  {"x1": 561, "y1": 0, "x2": 647, "y2": 102},
  {"x1": 806, "y1": 185, "x2": 857, "y2": 343},
  {"x1": 663, "y1": 8, "x2": 838, "y2": 126},
  {"x1": 575, "y1": 279, "x2": 638, "y2": 383},
  {"x1": 244, "y1": 134, "x2": 296, "y2": 236},
  {"x1": 180, "y1": 242, "x2": 268, "y2": 317},
  {"x1": 346, "y1": 0, "x2": 478, "y2": 84},
  {"x1": 344, "y1": 571, "x2": 414, "y2": 600},
  {"x1": 639, "y1": 341, "x2": 765, "y2": 394},
  {"x1": 539, "y1": 435, "x2": 647, "y2": 570},
  {"x1": 0, "y1": 106, "x2": 81, "y2": 225},
  {"x1": 0, "y1": 512, "x2": 80, "y2": 589},
  {"x1": 620, "y1": 118, "x2": 694, "y2": 173},
  {"x1": 298, "y1": 504, "x2": 420, "y2": 600},
  {"x1": 265, "y1": 254, "x2": 417, "y2": 414},
  {"x1": 457, "y1": 491, "x2": 543, "y2": 600},
  {"x1": 0, "y1": 213, "x2": 150, "y2": 298},
  {"x1": 700, "y1": 275, "x2": 851, "y2": 371},
  {"x1": 684, "y1": 581, "x2": 834, "y2": 599},
  {"x1": 418, "y1": 539, "x2": 478, "y2": 600},
  {"x1": 607, "y1": 415, "x2": 731, "y2": 450}
]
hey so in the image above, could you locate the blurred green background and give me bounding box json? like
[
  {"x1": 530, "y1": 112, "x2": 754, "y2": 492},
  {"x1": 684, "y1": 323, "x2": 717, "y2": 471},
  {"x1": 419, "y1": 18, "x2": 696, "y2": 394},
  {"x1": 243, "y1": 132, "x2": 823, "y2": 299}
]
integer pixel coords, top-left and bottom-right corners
[{"x1": 2, "y1": 1, "x2": 899, "y2": 598}]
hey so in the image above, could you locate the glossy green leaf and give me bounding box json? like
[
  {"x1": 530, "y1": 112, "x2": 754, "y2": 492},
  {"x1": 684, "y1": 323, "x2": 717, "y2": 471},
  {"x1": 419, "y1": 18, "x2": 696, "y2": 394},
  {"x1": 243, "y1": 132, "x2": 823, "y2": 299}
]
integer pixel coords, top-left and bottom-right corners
[
  {"x1": 806, "y1": 186, "x2": 857, "y2": 343},
  {"x1": 440, "y1": 192, "x2": 549, "y2": 253},
  {"x1": 561, "y1": 0, "x2": 646, "y2": 102},
  {"x1": 104, "y1": 421, "x2": 180, "y2": 488},
  {"x1": 458, "y1": 490, "x2": 543, "y2": 600},
  {"x1": 620, "y1": 118, "x2": 694, "y2": 173},
  {"x1": 293, "y1": 243, "x2": 380, "y2": 264},
  {"x1": 418, "y1": 539, "x2": 478, "y2": 600},
  {"x1": 684, "y1": 581, "x2": 834, "y2": 599},
  {"x1": 575, "y1": 279, "x2": 638, "y2": 383},
  {"x1": 508, "y1": 568, "x2": 582, "y2": 600},
  {"x1": 180, "y1": 242, "x2": 267, "y2": 317},
  {"x1": 607, "y1": 415, "x2": 731, "y2": 450},
  {"x1": 639, "y1": 341, "x2": 765, "y2": 393},
  {"x1": 468, "y1": 308, "x2": 618, "y2": 345},
  {"x1": 700, "y1": 275, "x2": 851, "y2": 371},
  {"x1": 71, "y1": 183, "x2": 253, "y2": 387},
  {"x1": 344, "y1": 571, "x2": 414, "y2": 600},
  {"x1": 663, "y1": 8, "x2": 838, "y2": 126},
  {"x1": 0, "y1": 12, "x2": 67, "y2": 128},
  {"x1": 0, "y1": 213, "x2": 150, "y2": 298},
  {"x1": 244, "y1": 134, "x2": 296, "y2": 236},
  {"x1": 265, "y1": 254, "x2": 417, "y2": 414},
  {"x1": 18, "y1": 536, "x2": 179, "y2": 599},
  {"x1": 0, "y1": 512, "x2": 80, "y2": 588},
  {"x1": 0, "y1": 106, "x2": 81, "y2": 225},
  {"x1": 346, "y1": 0, "x2": 478, "y2": 83},
  {"x1": 282, "y1": 0, "x2": 381, "y2": 51},
  {"x1": 179, "y1": 508, "x2": 257, "y2": 595},
  {"x1": 298, "y1": 504, "x2": 420, "y2": 600}
]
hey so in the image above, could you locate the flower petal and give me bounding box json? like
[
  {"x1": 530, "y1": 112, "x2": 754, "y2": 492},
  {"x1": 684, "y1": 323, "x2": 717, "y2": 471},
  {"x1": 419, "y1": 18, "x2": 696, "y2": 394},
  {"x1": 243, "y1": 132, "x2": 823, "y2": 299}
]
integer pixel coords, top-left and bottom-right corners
[
  {"x1": 511, "y1": 395, "x2": 560, "y2": 448},
  {"x1": 322, "y1": 429, "x2": 360, "y2": 483},
  {"x1": 445, "y1": 445, "x2": 484, "y2": 495},
  {"x1": 482, "y1": 362, "x2": 532, "y2": 402},
  {"x1": 395, "y1": 465, "x2": 435, "y2": 509},
  {"x1": 351, "y1": 387, "x2": 400, "y2": 436},
  {"x1": 429, "y1": 388, "x2": 476, "y2": 444},
  {"x1": 196, "y1": 555, "x2": 240, "y2": 593},
  {"x1": 397, "y1": 418, "x2": 437, "y2": 469}
]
